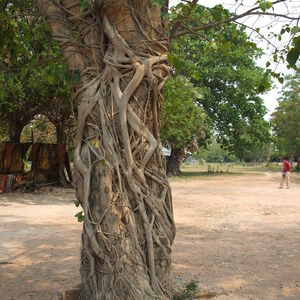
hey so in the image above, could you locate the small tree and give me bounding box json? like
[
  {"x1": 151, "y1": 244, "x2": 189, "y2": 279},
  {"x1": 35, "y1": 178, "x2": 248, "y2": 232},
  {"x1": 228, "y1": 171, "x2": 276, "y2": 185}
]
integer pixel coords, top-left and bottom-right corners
[
  {"x1": 161, "y1": 75, "x2": 206, "y2": 175},
  {"x1": 271, "y1": 69, "x2": 300, "y2": 168}
]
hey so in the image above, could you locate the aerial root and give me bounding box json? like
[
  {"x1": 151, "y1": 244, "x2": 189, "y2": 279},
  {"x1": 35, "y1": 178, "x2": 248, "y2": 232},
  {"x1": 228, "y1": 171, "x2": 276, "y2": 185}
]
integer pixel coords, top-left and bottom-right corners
[{"x1": 73, "y1": 13, "x2": 174, "y2": 299}]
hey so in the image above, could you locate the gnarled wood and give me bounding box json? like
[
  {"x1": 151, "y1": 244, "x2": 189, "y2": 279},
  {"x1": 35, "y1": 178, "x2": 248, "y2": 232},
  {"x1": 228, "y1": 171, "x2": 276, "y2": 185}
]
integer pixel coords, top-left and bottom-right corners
[{"x1": 37, "y1": 1, "x2": 175, "y2": 299}]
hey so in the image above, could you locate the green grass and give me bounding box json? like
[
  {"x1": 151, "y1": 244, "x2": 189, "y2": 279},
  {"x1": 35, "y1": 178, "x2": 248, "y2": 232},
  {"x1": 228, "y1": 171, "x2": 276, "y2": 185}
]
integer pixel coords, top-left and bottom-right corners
[
  {"x1": 169, "y1": 162, "x2": 284, "y2": 182},
  {"x1": 173, "y1": 280, "x2": 199, "y2": 300}
]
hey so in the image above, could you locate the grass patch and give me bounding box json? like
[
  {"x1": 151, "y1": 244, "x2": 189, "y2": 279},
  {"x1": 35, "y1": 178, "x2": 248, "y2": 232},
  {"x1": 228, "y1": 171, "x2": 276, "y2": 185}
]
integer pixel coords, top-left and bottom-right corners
[
  {"x1": 173, "y1": 280, "x2": 198, "y2": 300},
  {"x1": 168, "y1": 162, "x2": 286, "y2": 182}
]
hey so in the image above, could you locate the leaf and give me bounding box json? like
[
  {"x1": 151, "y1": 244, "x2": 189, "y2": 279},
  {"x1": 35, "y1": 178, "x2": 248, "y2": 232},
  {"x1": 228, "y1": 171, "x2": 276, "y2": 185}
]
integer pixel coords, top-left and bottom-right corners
[
  {"x1": 20, "y1": 68, "x2": 28, "y2": 79},
  {"x1": 72, "y1": 70, "x2": 81, "y2": 84},
  {"x1": 287, "y1": 48, "x2": 299, "y2": 66},
  {"x1": 291, "y1": 26, "x2": 300, "y2": 35},
  {"x1": 75, "y1": 211, "x2": 84, "y2": 222},
  {"x1": 278, "y1": 77, "x2": 284, "y2": 84},
  {"x1": 79, "y1": 0, "x2": 89, "y2": 12},
  {"x1": 92, "y1": 138, "x2": 99, "y2": 148},
  {"x1": 259, "y1": 1, "x2": 273, "y2": 12},
  {"x1": 74, "y1": 200, "x2": 80, "y2": 207},
  {"x1": 161, "y1": 11, "x2": 168, "y2": 20},
  {"x1": 47, "y1": 73, "x2": 56, "y2": 84},
  {"x1": 151, "y1": 0, "x2": 163, "y2": 6},
  {"x1": 55, "y1": 64, "x2": 65, "y2": 78},
  {"x1": 182, "y1": 4, "x2": 189, "y2": 15},
  {"x1": 168, "y1": 53, "x2": 174, "y2": 65}
]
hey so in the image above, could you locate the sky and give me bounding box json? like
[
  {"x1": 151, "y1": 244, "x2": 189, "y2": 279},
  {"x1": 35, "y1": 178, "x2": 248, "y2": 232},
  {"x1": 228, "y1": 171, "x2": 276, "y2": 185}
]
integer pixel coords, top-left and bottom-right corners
[{"x1": 169, "y1": 0, "x2": 300, "y2": 119}]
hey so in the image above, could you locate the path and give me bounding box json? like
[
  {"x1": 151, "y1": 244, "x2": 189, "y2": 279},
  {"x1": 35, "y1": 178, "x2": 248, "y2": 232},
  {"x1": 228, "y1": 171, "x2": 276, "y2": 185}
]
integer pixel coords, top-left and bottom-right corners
[{"x1": 0, "y1": 171, "x2": 299, "y2": 299}]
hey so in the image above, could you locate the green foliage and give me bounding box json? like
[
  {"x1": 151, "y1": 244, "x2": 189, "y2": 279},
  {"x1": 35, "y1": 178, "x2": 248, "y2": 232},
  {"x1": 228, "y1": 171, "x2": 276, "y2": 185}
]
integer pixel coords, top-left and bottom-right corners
[
  {"x1": 79, "y1": 0, "x2": 90, "y2": 12},
  {"x1": 169, "y1": 6, "x2": 271, "y2": 159},
  {"x1": 151, "y1": 0, "x2": 163, "y2": 6},
  {"x1": 168, "y1": 2, "x2": 299, "y2": 75},
  {"x1": 271, "y1": 69, "x2": 300, "y2": 158},
  {"x1": 161, "y1": 76, "x2": 207, "y2": 151},
  {"x1": 287, "y1": 36, "x2": 300, "y2": 67},
  {"x1": 198, "y1": 142, "x2": 238, "y2": 163},
  {"x1": 258, "y1": 1, "x2": 273, "y2": 12},
  {"x1": 173, "y1": 280, "x2": 199, "y2": 300},
  {"x1": 75, "y1": 211, "x2": 84, "y2": 222},
  {"x1": 0, "y1": 0, "x2": 72, "y2": 139}
]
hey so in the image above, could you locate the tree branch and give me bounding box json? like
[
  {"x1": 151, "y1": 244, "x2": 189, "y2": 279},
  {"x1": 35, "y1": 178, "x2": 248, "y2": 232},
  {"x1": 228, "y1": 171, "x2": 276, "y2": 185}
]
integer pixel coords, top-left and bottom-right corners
[
  {"x1": 169, "y1": 0, "x2": 198, "y2": 40},
  {"x1": 36, "y1": 0, "x2": 85, "y2": 71},
  {"x1": 170, "y1": 0, "x2": 298, "y2": 40}
]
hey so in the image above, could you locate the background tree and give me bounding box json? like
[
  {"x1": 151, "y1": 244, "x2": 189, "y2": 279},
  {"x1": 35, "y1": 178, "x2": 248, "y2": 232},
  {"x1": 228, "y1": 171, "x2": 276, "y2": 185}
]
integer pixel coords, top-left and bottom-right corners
[
  {"x1": 271, "y1": 69, "x2": 300, "y2": 168},
  {"x1": 161, "y1": 75, "x2": 207, "y2": 175},
  {"x1": 198, "y1": 141, "x2": 238, "y2": 163},
  {"x1": 168, "y1": 5, "x2": 271, "y2": 164},
  {"x1": 0, "y1": 0, "x2": 72, "y2": 142}
]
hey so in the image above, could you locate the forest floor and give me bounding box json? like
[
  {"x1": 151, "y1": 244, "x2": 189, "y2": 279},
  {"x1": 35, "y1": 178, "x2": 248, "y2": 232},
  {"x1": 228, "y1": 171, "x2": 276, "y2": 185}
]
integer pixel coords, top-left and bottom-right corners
[{"x1": 0, "y1": 164, "x2": 300, "y2": 299}]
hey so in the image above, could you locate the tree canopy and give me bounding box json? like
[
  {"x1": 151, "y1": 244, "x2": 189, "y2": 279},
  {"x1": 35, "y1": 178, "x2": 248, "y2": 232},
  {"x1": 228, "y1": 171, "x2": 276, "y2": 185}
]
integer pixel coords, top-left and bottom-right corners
[
  {"x1": 161, "y1": 75, "x2": 208, "y2": 174},
  {"x1": 168, "y1": 5, "x2": 271, "y2": 161},
  {"x1": 0, "y1": 0, "x2": 72, "y2": 142},
  {"x1": 161, "y1": 75, "x2": 206, "y2": 150},
  {"x1": 271, "y1": 69, "x2": 300, "y2": 165}
]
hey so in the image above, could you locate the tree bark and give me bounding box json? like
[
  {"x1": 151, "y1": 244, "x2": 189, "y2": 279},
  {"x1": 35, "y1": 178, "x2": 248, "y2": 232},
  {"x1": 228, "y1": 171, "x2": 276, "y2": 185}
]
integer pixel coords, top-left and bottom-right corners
[
  {"x1": 167, "y1": 148, "x2": 185, "y2": 176},
  {"x1": 55, "y1": 119, "x2": 71, "y2": 186},
  {"x1": 56, "y1": 119, "x2": 66, "y2": 144},
  {"x1": 7, "y1": 115, "x2": 25, "y2": 143},
  {"x1": 37, "y1": 1, "x2": 175, "y2": 299}
]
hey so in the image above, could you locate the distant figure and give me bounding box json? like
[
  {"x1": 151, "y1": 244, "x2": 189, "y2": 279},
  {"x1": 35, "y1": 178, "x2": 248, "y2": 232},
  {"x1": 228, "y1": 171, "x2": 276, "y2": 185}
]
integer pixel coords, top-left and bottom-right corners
[{"x1": 279, "y1": 158, "x2": 291, "y2": 189}]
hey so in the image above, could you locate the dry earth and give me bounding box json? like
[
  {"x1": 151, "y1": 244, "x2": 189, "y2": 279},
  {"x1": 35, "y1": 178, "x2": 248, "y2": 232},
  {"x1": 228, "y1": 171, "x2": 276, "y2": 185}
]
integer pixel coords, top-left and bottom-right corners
[{"x1": 0, "y1": 170, "x2": 299, "y2": 299}]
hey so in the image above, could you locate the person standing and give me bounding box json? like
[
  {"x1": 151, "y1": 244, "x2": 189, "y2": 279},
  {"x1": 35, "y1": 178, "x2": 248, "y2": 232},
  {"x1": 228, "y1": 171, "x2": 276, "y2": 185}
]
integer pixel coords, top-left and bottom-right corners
[{"x1": 279, "y1": 158, "x2": 292, "y2": 189}]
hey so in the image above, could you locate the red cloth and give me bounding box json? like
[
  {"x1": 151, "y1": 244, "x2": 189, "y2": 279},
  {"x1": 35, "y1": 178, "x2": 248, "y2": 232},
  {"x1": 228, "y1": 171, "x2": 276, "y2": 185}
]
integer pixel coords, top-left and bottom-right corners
[{"x1": 283, "y1": 160, "x2": 291, "y2": 172}]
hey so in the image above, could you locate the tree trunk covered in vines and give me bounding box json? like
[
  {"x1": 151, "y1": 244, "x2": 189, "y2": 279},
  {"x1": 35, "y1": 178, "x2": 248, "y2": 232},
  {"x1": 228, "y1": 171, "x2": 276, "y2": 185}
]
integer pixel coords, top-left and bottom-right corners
[
  {"x1": 37, "y1": 1, "x2": 175, "y2": 299},
  {"x1": 167, "y1": 148, "x2": 185, "y2": 176}
]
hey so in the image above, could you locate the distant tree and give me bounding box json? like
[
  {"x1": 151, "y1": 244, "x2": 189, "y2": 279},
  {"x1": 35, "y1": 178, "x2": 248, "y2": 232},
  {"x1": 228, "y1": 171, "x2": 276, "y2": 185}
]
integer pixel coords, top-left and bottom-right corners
[
  {"x1": 198, "y1": 141, "x2": 238, "y2": 163},
  {"x1": 271, "y1": 69, "x2": 300, "y2": 168},
  {"x1": 161, "y1": 76, "x2": 207, "y2": 175}
]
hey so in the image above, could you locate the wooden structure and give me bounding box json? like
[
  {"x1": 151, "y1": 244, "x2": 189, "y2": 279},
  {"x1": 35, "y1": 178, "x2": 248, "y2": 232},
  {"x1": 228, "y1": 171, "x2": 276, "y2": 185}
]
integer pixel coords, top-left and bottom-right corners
[{"x1": 0, "y1": 143, "x2": 72, "y2": 192}]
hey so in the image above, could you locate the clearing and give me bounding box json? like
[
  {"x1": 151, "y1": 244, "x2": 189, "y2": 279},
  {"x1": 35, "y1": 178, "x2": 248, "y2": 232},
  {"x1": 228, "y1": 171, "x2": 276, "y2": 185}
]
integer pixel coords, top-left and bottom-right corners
[{"x1": 0, "y1": 165, "x2": 300, "y2": 299}]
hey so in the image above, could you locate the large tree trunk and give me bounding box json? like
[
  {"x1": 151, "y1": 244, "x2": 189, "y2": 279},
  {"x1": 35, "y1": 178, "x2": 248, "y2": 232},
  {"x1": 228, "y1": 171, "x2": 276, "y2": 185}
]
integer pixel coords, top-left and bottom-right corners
[
  {"x1": 38, "y1": 1, "x2": 175, "y2": 299},
  {"x1": 7, "y1": 115, "x2": 25, "y2": 143},
  {"x1": 56, "y1": 119, "x2": 71, "y2": 186},
  {"x1": 56, "y1": 119, "x2": 66, "y2": 144},
  {"x1": 167, "y1": 148, "x2": 185, "y2": 176}
]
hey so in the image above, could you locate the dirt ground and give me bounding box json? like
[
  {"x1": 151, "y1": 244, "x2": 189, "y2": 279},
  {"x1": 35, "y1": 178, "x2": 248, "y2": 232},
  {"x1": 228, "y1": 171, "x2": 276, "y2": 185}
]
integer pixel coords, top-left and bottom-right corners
[{"x1": 0, "y1": 170, "x2": 300, "y2": 299}]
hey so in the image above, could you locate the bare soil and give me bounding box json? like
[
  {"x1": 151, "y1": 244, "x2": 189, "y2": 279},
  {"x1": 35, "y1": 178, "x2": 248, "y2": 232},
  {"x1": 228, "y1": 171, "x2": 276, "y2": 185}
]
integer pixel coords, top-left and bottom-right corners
[{"x1": 0, "y1": 171, "x2": 300, "y2": 299}]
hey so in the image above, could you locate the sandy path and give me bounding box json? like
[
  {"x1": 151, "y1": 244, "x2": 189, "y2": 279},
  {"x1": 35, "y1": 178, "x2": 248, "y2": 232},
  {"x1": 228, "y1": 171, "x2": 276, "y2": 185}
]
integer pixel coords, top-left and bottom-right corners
[
  {"x1": 172, "y1": 172, "x2": 300, "y2": 299},
  {"x1": 0, "y1": 188, "x2": 82, "y2": 300},
  {"x1": 0, "y1": 172, "x2": 299, "y2": 299}
]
